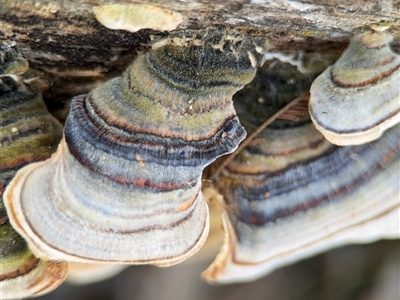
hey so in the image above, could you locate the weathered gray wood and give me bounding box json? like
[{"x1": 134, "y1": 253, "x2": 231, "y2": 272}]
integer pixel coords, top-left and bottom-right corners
[{"x1": 1, "y1": 0, "x2": 399, "y2": 105}]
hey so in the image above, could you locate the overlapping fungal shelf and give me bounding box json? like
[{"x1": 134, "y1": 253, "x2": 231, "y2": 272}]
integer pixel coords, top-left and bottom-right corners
[
  {"x1": 4, "y1": 30, "x2": 264, "y2": 266},
  {"x1": 202, "y1": 54, "x2": 400, "y2": 283},
  {"x1": 1, "y1": 21, "x2": 399, "y2": 295},
  {"x1": 309, "y1": 31, "x2": 400, "y2": 145},
  {"x1": 0, "y1": 45, "x2": 69, "y2": 299}
]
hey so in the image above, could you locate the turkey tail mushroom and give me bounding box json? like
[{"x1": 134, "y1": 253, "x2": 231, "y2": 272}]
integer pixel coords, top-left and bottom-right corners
[
  {"x1": 203, "y1": 55, "x2": 399, "y2": 283},
  {"x1": 0, "y1": 44, "x2": 68, "y2": 299},
  {"x1": 4, "y1": 30, "x2": 264, "y2": 266},
  {"x1": 309, "y1": 30, "x2": 400, "y2": 146},
  {"x1": 203, "y1": 121, "x2": 399, "y2": 284}
]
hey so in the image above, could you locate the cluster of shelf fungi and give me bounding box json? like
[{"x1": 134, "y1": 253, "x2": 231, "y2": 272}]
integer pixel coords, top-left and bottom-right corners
[{"x1": 1, "y1": 15, "x2": 399, "y2": 300}]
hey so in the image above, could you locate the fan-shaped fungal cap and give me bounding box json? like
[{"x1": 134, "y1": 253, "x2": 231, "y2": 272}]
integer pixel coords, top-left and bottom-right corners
[
  {"x1": 202, "y1": 58, "x2": 400, "y2": 283},
  {"x1": 0, "y1": 222, "x2": 69, "y2": 299},
  {"x1": 204, "y1": 121, "x2": 400, "y2": 283},
  {"x1": 0, "y1": 77, "x2": 64, "y2": 170},
  {"x1": 0, "y1": 74, "x2": 68, "y2": 298},
  {"x1": 309, "y1": 31, "x2": 400, "y2": 145},
  {"x1": 93, "y1": 4, "x2": 183, "y2": 33},
  {"x1": 4, "y1": 30, "x2": 259, "y2": 266}
]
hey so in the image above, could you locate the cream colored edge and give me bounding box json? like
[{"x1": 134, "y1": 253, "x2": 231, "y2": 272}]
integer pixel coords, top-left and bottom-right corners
[
  {"x1": 1, "y1": 260, "x2": 69, "y2": 300},
  {"x1": 309, "y1": 111, "x2": 400, "y2": 146},
  {"x1": 3, "y1": 139, "x2": 210, "y2": 266},
  {"x1": 202, "y1": 203, "x2": 400, "y2": 284}
]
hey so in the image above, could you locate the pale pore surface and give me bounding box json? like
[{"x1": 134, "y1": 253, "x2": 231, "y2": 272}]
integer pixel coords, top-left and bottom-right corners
[{"x1": 93, "y1": 4, "x2": 182, "y2": 32}]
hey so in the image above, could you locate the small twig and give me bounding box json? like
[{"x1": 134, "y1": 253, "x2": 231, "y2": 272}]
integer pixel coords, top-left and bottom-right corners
[
  {"x1": 247, "y1": 137, "x2": 265, "y2": 146},
  {"x1": 0, "y1": 216, "x2": 9, "y2": 225},
  {"x1": 209, "y1": 92, "x2": 310, "y2": 181}
]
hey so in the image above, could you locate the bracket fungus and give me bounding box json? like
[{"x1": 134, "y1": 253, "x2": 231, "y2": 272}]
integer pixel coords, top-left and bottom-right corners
[
  {"x1": 93, "y1": 4, "x2": 183, "y2": 33},
  {"x1": 4, "y1": 30, "x2": 264, "y2": 266},
  {"x1": 309, "y1": 30, "x2": 400, "y2": 146},
  {"x1": 0, "y1": 46, "x2": 68, "y2": 299},
  {"x1": 202, "y1": 57, "x2": 400, "y2": 283}
]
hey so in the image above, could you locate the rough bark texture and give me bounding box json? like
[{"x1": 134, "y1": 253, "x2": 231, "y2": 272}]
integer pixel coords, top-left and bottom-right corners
[{"x1": 1, "y1": 0, "x2": 399, "y2": 107}]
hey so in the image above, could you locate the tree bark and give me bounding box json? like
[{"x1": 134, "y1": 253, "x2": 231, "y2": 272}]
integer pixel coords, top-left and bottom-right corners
[{"x1": 1, "y1": 0, "x2": 399, "y2": 105}]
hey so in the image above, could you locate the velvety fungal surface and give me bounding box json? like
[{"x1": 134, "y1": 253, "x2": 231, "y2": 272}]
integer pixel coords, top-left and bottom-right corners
[
  {"x1": 309, "y1": 31, "x2": 400, "y2": 146},
  {"x1": 203, "y1": 56, "x2": 400, "y2": 283},
  {"x1": 4, "y1": 29, "x2": 262, "y2": 266},
  {"x1": 0, "y1": 46, "x2": 68, "y2": 299}
]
